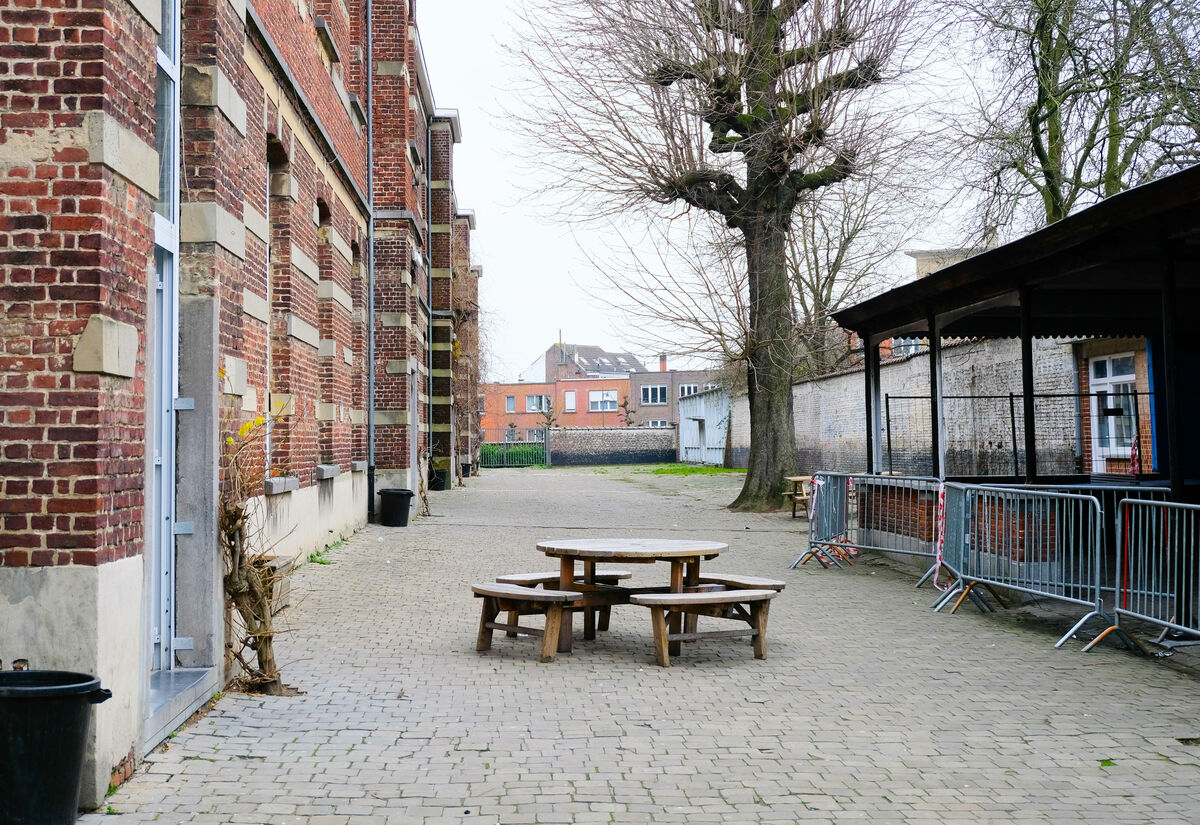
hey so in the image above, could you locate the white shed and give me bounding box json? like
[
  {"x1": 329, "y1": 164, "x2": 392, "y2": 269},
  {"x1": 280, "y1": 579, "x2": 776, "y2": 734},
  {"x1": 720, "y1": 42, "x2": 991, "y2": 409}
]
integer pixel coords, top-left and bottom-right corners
[{"x1": 677, "y1": 388, "x2": 729, "y2": 465}]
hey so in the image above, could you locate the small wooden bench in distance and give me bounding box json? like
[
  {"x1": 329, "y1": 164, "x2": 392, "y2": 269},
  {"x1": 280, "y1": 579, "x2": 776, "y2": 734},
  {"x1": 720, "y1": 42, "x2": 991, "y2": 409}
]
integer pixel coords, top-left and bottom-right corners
[
  {"x1": 629, "y1": 589, "x2": 778, "y2": 667},
  {"x1": 472, "y1": 583, "x2": 583, "y2": 663}
]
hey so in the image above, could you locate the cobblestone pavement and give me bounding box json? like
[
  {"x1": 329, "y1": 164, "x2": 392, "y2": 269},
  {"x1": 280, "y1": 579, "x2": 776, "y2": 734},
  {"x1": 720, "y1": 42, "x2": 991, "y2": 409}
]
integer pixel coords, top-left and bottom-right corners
[{"x1": 83, "y1": 467, "x2": 1200, "y2": 824}]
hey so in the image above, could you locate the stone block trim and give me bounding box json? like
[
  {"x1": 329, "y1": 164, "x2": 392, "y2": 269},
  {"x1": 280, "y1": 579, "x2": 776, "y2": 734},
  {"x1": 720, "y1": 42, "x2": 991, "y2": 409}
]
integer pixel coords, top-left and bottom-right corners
[
  {"x1": 72, "y1": 315, "x2": 138, "y2": 379},
  {"x1": 181, "y1": 202, "x2": 246, "y2": 259},
  {"x1": 84, "y1": 111, "x2": 160, "y2": 198}
]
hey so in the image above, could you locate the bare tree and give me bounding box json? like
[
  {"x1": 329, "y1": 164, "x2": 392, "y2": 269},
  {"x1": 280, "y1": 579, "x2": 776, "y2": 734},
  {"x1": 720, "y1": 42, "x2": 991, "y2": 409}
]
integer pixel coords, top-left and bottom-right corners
[
  {"x1": 516, "y1": 0, "x2": 915, "y2": 509},
  {"x1": 789, "y1": 166, "x2": 914, "y2": 377},
  {"x1": 940, "y1": 0, "x2": 1200, "y2": 235}
]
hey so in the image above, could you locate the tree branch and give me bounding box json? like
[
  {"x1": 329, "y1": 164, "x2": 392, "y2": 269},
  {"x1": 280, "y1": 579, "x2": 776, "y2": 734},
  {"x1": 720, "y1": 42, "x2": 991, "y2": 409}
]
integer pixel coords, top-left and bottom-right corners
[
  {"x1": 778, "y1": 21, "x2": 855, "y2": 71},
  {"x1": 773, "y1": 0, "x2": 811, "y2": 25},
  {"x1": 783, "y1": 151, "x2": 855, "y2": 209},
  {"x1": 653, "y1": 169, "x2": 746, "y2": 226},
  {"x1": 782, "y1": 57, "x2": 883, "y2": 120}
]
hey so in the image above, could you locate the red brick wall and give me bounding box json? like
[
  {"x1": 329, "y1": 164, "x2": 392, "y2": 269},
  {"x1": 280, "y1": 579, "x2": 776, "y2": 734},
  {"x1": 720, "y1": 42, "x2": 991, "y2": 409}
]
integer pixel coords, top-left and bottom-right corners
[{"x1": 0, "y1": 0, "x2": 157, "y2": 566}]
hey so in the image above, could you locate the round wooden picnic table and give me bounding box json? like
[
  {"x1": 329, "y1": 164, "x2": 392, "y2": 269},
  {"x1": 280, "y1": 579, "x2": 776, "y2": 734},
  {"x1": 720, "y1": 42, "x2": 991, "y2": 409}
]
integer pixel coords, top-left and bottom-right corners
[{"x1": 537, "y1": 538, "x2": 727, "y2": 654}]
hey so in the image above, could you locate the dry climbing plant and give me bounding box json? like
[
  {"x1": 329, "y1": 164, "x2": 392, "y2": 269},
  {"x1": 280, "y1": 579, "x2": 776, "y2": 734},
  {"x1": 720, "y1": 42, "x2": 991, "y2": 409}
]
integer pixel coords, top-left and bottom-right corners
[{"x1": 218, "y1": 415, "x2": 288, "y2": 695}]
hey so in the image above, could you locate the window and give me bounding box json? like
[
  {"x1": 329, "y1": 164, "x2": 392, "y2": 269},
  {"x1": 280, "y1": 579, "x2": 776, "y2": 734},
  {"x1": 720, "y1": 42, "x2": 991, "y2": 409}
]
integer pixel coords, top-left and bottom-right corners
[
  {"x1": 505, "y1": 395, "x2": 515, "y2": 413},
  {"x1": 589, "y1": 390, "x2": 618, "y2": 412},
  {"x1": 704, "y1": 383, "x2": 718, "y2": 391},
  {"x1": 679, "y1": 384, "x2": 699, "y2": 398},
  {"x1": 890, "y1": 337, "x2": 923, "y2": 357},
  {"x1": 526, "y1": 394, "x2": 550, "y2": 413},
  {"x1": 641, "y1": 384, "x2": 667, "y2": 405},
  {"x1": 563, "y1": 391, "x2": 575, "y2": 412},
  {"x1": 526, "y1": 428, "x2": 545, "y2": 442},
  {"x1": 477, "y1": 395, "x2": 486, "y2": 415},
  {"x1": 647, "y1": 419, "x2": 669, "y2": 428},
  {"x1": 503, "y1": 427, "x2": 517, "y2": 443},
  {"x1": 1090, "y1": 353, "x2": 1138, "y2": 472}
]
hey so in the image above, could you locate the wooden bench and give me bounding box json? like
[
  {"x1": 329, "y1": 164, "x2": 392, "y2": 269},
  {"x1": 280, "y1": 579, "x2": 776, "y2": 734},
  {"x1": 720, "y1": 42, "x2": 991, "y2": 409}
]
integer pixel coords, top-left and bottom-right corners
[
  {"x1": 496, "y1": 569, "x2": 633, "y2": 635},
  {"x1": 697, "y1": 574, "x2": 786, "y2": 592},
  {"x1": 496, "y1": 569, "x2": 632, "y2": 587},
  {"x1": 783, "y1": 476, "x2": 812, "y2": 518},
  {"x1": 629, "y1": 589, "x2": 778, "y2": 667},
  {"x1": 472, "y1": 583, "x2": 583, "y2": 663}
]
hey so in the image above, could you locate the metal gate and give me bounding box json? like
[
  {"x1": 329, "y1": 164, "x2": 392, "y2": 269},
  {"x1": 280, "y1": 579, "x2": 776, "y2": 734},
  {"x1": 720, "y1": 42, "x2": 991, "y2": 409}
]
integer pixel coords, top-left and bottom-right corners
[{"x1": 479, "y1": 427, "x2": 548, "y2": 468}]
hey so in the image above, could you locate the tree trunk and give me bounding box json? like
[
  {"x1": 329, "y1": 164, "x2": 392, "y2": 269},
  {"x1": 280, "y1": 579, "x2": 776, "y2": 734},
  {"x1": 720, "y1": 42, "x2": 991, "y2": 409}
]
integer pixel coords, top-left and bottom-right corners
[{"x1": 731, "y1": 214, "x2": 798, "y2": 510}]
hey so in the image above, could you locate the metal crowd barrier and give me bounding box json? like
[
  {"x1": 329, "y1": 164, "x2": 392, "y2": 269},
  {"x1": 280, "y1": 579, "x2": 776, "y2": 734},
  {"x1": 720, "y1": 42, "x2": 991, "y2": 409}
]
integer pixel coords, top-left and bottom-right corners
[
  {"x1": 935, "y1": 484, "x2": 1117, "y2": 647},
  {"x1": 792, "y1": 472, "x2": 942, "y2": 580},
  {"x1": 1083, "y1": 499, "x2": 1200, "y2": 652}
]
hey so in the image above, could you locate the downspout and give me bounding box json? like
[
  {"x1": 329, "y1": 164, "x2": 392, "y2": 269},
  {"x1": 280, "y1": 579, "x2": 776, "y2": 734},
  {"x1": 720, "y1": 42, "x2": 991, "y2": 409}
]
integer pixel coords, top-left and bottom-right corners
[
  {"x1": 426, "y1": 117, "x2": 433, "y2": 473},
  {"x1": 365, "y1": 0, "x2": 376, "y2": 521}
]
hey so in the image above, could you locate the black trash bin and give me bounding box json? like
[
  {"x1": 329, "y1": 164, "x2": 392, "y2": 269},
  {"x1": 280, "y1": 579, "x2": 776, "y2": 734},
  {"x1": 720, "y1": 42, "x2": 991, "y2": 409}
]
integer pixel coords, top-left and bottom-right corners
[
  {"x1": 0, "y1": 670, "x2": 111, "y2": 825},
  {"x1": 378, "y1": 488, "x2": 414, "y2": 526},
  {"x1": 430, "y1": 469, "x2": 449, "y2": 491}
]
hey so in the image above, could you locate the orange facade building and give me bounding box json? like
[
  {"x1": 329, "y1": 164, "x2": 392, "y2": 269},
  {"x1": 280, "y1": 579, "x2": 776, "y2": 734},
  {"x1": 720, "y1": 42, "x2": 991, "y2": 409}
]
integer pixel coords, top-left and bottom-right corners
[{"x1": 480, "y1": 377, "x2": 634, "y2": 439}]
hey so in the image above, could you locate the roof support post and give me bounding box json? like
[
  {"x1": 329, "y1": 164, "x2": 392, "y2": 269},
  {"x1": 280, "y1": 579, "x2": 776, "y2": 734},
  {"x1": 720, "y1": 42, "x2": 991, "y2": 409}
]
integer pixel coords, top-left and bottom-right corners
[
  {"x1": 1019, "y1": 286, "x2": 1038, "y2": 482},
  {"x1": 1161, "y1": 253, "x2": 1183, "y2": 501},
  {"x1": 927, "y1": 311, "x2": 944, "y2": 479},
  {"x1": 864, "y1": 332, "x2": 882, "y2": 474}
]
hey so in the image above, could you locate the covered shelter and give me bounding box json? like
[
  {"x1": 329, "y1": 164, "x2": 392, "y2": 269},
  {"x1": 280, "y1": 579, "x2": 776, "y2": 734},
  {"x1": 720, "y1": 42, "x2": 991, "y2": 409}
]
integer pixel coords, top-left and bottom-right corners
[{"x1": 833, "y1": 164, "x2": 1200, "y2": 503}]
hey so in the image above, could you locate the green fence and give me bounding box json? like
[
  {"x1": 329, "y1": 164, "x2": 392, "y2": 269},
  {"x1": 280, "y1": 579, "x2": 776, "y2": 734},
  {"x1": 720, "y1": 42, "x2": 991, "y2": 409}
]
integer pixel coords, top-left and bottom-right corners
[{"x1": 479, "y1": 439, "x2": 547, "y2": 468}]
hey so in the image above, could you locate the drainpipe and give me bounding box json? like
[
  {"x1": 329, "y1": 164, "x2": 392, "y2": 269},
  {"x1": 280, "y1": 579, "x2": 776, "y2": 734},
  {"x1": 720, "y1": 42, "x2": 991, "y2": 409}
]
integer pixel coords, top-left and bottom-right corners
[
  {"x1": 365, "y1": 0, "x2": 376, "y2": 521},
  {"x1": 426, "y1": 116, "x2": 433, "y2": 475}
]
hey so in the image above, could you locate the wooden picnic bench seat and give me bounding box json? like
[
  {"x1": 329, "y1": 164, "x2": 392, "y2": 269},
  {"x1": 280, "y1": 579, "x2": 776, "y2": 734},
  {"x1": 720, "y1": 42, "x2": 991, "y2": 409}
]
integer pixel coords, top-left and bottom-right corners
[
  {"x1": 496, "y1": 569, "x2": 633, "y2": 587},
  {"x1": 697, "y1": 574, "x2": 786, "y2": 592},
  {"x1": 629, "y1": 589, "x2": 778, "y2": 667},
  {"x1": 472, "y1": 583, "x2": 583, "y2": 663},
  {"x1": 496, "y1": 569, "x2": 633, "y2": 635},
  {"x1": 783, "y1": 489, "x2": 810, "y2": 518}
]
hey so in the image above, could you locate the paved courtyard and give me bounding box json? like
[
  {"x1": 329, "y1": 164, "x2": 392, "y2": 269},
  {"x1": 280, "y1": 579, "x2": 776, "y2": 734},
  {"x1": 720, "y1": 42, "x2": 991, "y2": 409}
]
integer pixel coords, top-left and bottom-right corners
[{"x1": 84, "y1": 467, "x2": 1200, "y2": 824}]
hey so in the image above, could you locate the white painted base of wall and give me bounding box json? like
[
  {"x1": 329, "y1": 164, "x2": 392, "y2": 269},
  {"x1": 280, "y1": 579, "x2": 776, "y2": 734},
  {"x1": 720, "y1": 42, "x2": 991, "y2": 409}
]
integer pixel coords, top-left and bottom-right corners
[
  {"x1": 257, "y1": 468, "x2": 368, "y2": 563},
  {"x1": 0, "y1": 555, "x2": 144, "y2": 808}
]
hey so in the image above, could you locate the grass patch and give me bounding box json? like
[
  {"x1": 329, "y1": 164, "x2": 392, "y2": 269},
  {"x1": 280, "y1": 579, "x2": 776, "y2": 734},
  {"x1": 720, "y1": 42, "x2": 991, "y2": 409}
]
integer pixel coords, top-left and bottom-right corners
[{"x1": 635, "y1": 464, "x2": 745, "y2": 476}]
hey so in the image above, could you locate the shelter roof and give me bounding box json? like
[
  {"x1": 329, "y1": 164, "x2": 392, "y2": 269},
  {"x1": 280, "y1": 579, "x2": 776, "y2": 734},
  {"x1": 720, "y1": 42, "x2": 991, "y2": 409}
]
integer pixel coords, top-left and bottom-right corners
[{"x1": 835, "y1": 165, "x2": 1200, "y2": 341}]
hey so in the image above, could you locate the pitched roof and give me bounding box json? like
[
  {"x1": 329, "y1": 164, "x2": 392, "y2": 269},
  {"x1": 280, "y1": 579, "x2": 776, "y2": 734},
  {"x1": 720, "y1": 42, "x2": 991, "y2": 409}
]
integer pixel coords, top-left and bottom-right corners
[{"x1": 557, "y1": 344, "x2": 646, "y2": 374}]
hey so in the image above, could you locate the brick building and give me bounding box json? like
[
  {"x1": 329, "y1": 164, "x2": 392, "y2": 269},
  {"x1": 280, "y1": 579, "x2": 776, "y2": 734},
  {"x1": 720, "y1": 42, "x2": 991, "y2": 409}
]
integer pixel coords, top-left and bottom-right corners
[
  {"x1": 480, "y1": 376, "x2": 634, "y2": 437},
  {"x1": 627, "y1": 355, "x2": 719, "y2": 429},
  {"x1": 0, "y1": 0, "x2": 479, "y2": 808}
]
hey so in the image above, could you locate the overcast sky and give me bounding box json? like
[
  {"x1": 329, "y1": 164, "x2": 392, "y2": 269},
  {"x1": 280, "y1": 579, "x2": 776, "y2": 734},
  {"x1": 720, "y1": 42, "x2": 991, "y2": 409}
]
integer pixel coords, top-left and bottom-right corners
[
  {"x1": 417, "y1": 1, "x2": 647, "y2": 382},
  {"x1": 415, "y1": 2, "x2": 966, "y2": 383}
]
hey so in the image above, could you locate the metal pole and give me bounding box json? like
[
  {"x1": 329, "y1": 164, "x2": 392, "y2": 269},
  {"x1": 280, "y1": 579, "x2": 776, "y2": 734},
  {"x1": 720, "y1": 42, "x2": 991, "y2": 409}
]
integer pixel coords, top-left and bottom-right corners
[
  {"x1": 1009, "y1": 393, "x2": 1019, "y2": 478},
  {"x1": 365, "y1": 0, "x2": 376, "y2": 522},
  {"x1": 1162, "y1": 254, "x2": 1182, "y2": 500},
  {"x1": 864, "y1": 331, "x2": 880, "y2": 474},
  {"x1": 927, "y1": 310, "x2": 944, "y2": 479},
  {"x1": 1020, "y1": 286, "x2": 1038, "y2": 482},
  {"x1": 885, "y1": 393, "x2": 893, "y2": 474}
]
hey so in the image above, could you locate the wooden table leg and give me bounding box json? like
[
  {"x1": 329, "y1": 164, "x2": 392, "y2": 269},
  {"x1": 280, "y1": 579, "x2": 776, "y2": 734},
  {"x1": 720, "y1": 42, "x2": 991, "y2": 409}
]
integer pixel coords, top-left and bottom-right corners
[
  {"x1": 683, "y1": 559, "x2": 701, "y2": 636},
  {"x1": 582, "y1": 560, "x2": 596, "y2": 641},
  {"x1": 557, "y1": 557, "x2": 574, "y2": 653},
  {"x1": 668, "y1": 560, "x2": 684, "y2": 656}
]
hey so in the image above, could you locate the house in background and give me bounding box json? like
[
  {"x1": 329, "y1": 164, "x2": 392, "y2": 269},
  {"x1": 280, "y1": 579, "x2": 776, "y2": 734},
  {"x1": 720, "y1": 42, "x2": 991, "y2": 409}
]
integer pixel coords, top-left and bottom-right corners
[
  {"x1": 480, "y1": 376, "x2": 633, "y2": 437},
  {"x1": 540, "y1": 342, "x2": 647, "y2": 380},
  {"x1": 628, "y1": 355, "x2": 720, "y2": 429}
]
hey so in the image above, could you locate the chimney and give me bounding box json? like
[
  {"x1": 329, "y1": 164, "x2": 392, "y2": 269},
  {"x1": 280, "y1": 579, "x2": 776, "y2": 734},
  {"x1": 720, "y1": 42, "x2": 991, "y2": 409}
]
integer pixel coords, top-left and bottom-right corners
[{"x1": 659, "y1": 354, "x2": 667, "y2": 372}]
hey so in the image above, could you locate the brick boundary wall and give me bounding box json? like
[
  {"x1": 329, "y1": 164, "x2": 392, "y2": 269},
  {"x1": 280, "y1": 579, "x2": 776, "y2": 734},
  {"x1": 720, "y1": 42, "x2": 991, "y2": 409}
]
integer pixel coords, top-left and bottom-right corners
[{"x1": 549, "y1": 427, "x2": 677, "y2": 467}]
